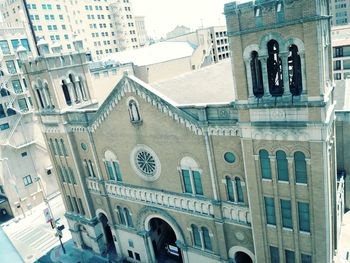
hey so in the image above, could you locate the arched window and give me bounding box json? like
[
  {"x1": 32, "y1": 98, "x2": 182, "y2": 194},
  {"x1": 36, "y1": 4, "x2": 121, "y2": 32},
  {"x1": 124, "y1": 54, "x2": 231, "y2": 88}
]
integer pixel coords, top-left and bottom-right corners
[
  {"x1": 226, "y1": 176, "x2": 234, "y2": 202},
  {"x1": 235, "y1": 177, "x2": 244, "y2": 203},
  {"x1": 61, "y1": 80, "x2": 71, "y2": 105},
  {"x1": 276, "y1": 150, "x2": 288, "y2": 181},
  {"x1": 202, "y1": 227, "x2": 212, "y2": 251},
  {"x1": 128, "y1": 100, "x2": 141, "y2": 122},
  {"x1": 250, "y1": 51, "x2": 264, "y2": 98},
  {"x1": 267, "y1": 40, "x2": 284, "y2": 96},
  {"x1": 55, "y1": 139, "x2": 62, "y2": 156},
  {"x1": 191, "y1": 224, "x2": 201, "y2": 247},
  {"x1": 7, "y1": 108, "x2": 16, "y2": 116},
  {"x1": 68, "y1": 73, "x2": 79, "y2": 101},
  {"x1": 288, "y1": 44, "x2": 303, "y2": 96},
  {"x1": 117, "y1": 206, "x2": 126, "y2": 225},
  {"x1": 124, "y1": 208, "x2": 133, "y2": 227},
  {"x1": 180, "y1": 157, "x2": 203, "y2": 195},
  {"x1": 259, "y1": 149, "x2": 271, "y2": 179},
  {"x1": 294, "y1": 151, "x2": 307, "y2": 184},
  {"x1": 104, "y1": 150, "x2": 122, "y2": 182},
  {"x1": 36, "y1": 89, "x2": 44, "y2": 108},
  {"x1": 60, "y1": 139, "x2": 68, "y2": 156}
]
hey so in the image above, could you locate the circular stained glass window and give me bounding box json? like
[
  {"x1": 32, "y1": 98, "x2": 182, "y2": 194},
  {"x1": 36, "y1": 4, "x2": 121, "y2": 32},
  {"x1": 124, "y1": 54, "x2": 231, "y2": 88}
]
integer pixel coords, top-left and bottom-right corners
[
  {"x1": 224, "y1": 152, "x2": 236, "y2": 164},
  {"x1": 81, "y1": 143, "x2": 87, "y2": 151},
  {"x1": 131, "y1": 145, "x2": 161, "y2": 182},
  {"x1": 136, "y1": 150, "x2": 156, "y2": 176}
]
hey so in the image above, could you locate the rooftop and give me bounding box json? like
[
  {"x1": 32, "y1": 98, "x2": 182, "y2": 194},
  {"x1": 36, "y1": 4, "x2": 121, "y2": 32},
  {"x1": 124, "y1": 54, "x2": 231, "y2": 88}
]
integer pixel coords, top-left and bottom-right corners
[
  {"x1": 151, "y1": 60, "x2": 235, "y2": 106},
  {"x1": 101, "y1": 41, "x2": 196, "y2": 67}
]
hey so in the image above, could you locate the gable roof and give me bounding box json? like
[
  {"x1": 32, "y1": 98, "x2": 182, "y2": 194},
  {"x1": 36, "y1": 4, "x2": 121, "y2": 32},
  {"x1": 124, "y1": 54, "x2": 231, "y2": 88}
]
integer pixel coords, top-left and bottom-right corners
[{"x1": 151, "y1": 60, "x2": 235, "y2": 106}]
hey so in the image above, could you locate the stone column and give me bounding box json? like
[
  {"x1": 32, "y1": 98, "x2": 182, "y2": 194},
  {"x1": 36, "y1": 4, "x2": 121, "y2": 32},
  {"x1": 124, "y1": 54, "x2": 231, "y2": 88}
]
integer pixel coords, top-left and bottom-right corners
[
  {"x1": 67, "y1": 82, "x2": 76, "y2": 105},
  {"x1": 232, "y1": 180, "x2": 238, "y2": 203},
  {"x1": 74, "y1": 80, "x2": 83, "y2": 102},
  {"x1": 139, "y1": 230, "x2": 156, "y2": 263},
  {"x1": 281, "y1": 52, "x2": 291, "y2": 96},
  {"x1": 260, "y1": 55, "x2": 270, "y2": 97}
]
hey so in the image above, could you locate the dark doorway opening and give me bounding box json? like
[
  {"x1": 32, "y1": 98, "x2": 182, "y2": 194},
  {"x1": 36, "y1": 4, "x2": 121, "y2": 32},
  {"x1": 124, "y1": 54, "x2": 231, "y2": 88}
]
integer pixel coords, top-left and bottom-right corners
[
  {"x1": 235, "y1": 251, "x2": 253, "y2": 263},
  {"x1": 99, "y1": 213, "x2": 116, "y2": 256},
  {"x1": 149, "y1": 218, "x2": 183, "y2": 263}
]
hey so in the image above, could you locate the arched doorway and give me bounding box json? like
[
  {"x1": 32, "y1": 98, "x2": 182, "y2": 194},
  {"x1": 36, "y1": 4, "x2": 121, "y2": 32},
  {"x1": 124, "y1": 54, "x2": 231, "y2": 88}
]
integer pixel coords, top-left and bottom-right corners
[
  {"x1": 148, "y1": 217, "x2": 183, "y2": 263},
  {"x1": 98, "y1": 213, "x2": 116, "y2": 256},
  {"x1": 235, "y1": 251, "x2": 253, "y2": 263}
]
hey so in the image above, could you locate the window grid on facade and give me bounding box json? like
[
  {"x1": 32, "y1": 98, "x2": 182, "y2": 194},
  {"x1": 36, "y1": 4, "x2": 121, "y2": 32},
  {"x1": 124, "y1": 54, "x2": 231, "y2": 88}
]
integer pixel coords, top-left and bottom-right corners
[
  {"x1": 285, "y1": 249, "x2": 295, "y2": 263},
  {"x1": 105, "y1": 160, "x2": 122, "y2": 182},
  {"x1": 301, "y1": 253, "x2": 312, "y2": 263},
  {"x1": 181, "y1": 169, "x2": 203, "y2": 195}
]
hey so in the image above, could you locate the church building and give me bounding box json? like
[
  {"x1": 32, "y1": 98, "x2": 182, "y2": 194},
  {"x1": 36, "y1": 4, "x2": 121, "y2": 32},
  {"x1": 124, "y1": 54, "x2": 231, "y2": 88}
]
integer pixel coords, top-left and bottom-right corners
[{"x1": 21, "y1": 0, "x2": 341, "y2": 262}]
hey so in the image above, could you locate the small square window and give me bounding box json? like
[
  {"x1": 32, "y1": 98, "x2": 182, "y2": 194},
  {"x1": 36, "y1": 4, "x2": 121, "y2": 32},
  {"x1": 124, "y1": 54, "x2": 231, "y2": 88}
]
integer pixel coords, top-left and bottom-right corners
[
  {"x1": 135, "y1": 253, "x2": 140, "y2": 261},
  {"x1": 23, "y1": 175, "x2": 33, "y2": 186},
  {"x1": 128, "y1": 239, "x2": 134, "y2": 248},
  {"x1": 127, "y1": 250, "x2": 134, "y2": 258},
  {"x1": 21, "y1": 152, "x2": 27, "y2": 157}
]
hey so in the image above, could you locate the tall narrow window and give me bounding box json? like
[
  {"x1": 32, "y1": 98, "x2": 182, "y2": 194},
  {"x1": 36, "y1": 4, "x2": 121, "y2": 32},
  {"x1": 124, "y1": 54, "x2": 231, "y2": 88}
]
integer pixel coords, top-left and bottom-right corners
[
  {"x1": 267, "y1": 40, "x2": 284, "y2": 96},
  {"x1": 250, "y1": 51, "x2": 264, "y2": 97},
  {"x1": 259, "y1": 150, "x2": 272, "y2": 179},
  {"x1": 105, "y1": 161, "x2": 115, "y2": 180},
  {"x1": 202, "y1": 227, "x2": 212, "y2": 251},
  {"x1": 104, "y1": 150, "x2": 122, "y2": 182},
  {"x1": 270, "y1": 246, "x2": 280, "y2": 263},
  {"x1": 298, "y1": 202, "x2": 310, "y2": 232},
  {"x1": 281, "y1": 199, "x2": 292, "y2": 229},
  {"x1": 294, "y1": 152, "x2": 307, "y2": 184},
  {"x1": 265, "y1": 197, "x2": 276, "y2": 225},
  {"x1": 191, "y1": 225, "x2": 201, "y2": 247},
  {"x1": 125, "y1": 208, "x2": 133, "y2": 227},
  {"x1": 88, "y1": 160, "x2": 96, "y2": 177},
  {"x1": 276, "y1": 150, "x2": 288, "y2": 181},
  {"x1": 235, "y1": 177, "x2": 244, "y2": 202},
  {"x1": 288, "y1": 45, "x2": 303, "y2": 96},
  {"x1": 193, "y1": 171, "x2": 203, "y2": 195},
  {"x1": 36, "y1": 89, "x2": 44, "y2": 108},
  {"x1": 78, "y1": 198, "x2": 85, "y2": 215},
  {"x1": 128, "y1": 100, "x2": 141, "y2": 122},
  {"x1": 62, "y1": 80, "x2": 71, "y2": 106},
  {"x1": 60, "y1": 139, "x2": 68, "y2": 156},
  {"x1": 181, "y1": 169, "x2": 192, "y2": 193},
  {"x1": 55, "y1": 139, "x2": 62, "y2": 156},
  {"x1": 226, "y1": 176, "x2": 234, "y2": 202},
  {"x1": 117, "y1": 206, "x2": 126, "y2": 225}
]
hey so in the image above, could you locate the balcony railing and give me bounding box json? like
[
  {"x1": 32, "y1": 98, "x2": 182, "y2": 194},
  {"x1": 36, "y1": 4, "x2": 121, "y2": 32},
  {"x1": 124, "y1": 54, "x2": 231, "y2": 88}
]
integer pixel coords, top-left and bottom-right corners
[{"x1": 86, "y1": 178, "x2": 251, "y2": 225}]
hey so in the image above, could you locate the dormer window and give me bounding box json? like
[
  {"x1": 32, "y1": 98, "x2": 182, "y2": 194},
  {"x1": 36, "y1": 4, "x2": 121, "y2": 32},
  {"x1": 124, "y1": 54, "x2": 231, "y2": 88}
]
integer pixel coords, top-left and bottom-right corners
[
  {"x1": 267, "y1": 40, "x2": 284, "y2": 96},
  {"x1": 128, "y1": 99, "x2": 141, "y2": 123}
]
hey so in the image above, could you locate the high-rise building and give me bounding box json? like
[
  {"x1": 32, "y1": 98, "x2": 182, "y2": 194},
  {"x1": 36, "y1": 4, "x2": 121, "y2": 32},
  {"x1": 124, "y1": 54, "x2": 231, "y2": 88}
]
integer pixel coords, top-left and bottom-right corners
[
  {"x1": 0, "y1": 0, "x2": 140, "y2": 58},
  {"x1": 330, "y1": 0, "x2": 350, "y2": 26},
  {"x1": 0, "y1": 22, "x2": 58, "y2": 220},
  {"x1": 134, "y1": 16, "x2": 148, "y2": 47},
  {"x1": 21, "y1": 1, "x2": 343, "y2": 263}
]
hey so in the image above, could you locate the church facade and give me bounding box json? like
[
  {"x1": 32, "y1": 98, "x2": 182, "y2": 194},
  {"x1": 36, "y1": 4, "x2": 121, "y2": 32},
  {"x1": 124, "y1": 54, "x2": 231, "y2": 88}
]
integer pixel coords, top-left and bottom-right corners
[{"x1": 21, "y1": 0, "x2": 340, "y2": 263}]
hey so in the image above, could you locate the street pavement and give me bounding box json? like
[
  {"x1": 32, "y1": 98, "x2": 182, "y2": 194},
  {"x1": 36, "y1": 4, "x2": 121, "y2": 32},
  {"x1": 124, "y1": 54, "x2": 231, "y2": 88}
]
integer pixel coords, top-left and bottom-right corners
[{"x1": 1, "y1": 193, "x2": 71, "y2": 263}]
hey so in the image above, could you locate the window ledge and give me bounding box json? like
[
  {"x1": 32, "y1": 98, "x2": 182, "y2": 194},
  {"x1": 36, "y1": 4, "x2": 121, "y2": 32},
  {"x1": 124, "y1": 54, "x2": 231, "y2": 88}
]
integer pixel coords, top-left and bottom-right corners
[
  {"x1": 267, "y1": 224, "x2": 277, "y2": 229},
  {"x1": 262, "y1": 178, "x2": 272, "y2": 182},
  {"x1": 131, "y1": 120, "x2": 143, "y2": 126},
  {"x1": 278, "y1": 180, "x2": 290, "y2": 184},
  {"x1": 282, "y1": 227, "x2": 293, "y2": 232},
  {"x1": 296, "y1": 182, "x2": 307, "y2": 186},
  {"x1": 299, "y1": 231, "x2": 311, "y2": 236}
]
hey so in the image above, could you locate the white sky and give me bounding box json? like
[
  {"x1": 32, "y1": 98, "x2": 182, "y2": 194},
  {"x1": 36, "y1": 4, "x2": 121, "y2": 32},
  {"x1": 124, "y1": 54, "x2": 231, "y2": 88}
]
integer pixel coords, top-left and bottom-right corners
[{"x1": 132, "y1": 0, "x2": 235, "y2": 39}]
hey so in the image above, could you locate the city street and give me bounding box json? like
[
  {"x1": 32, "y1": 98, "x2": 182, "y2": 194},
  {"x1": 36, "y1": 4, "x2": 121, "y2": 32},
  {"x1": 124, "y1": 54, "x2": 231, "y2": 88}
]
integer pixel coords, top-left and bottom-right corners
[{"x1": 1, "y1": 194, "x2": 71, "y2": 263}]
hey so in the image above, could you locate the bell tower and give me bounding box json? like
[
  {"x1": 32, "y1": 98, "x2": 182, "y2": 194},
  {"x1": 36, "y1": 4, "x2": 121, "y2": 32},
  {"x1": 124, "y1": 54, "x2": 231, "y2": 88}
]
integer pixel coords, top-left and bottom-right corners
[
  {"x1": 225, "y1": 1, "x2": 336, "y2": 262},
  {"x1": 21, "y1": 39, "x2": 97, "y2": 114}
]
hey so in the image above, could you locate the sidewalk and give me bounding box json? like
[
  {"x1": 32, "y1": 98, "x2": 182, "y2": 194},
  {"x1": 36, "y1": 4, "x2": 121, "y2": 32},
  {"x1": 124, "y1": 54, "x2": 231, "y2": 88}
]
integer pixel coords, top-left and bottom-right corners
[
  {"x1": 335, "y1": 210, "x2": 350, "y2": 263},
  {"x1": 49, "y1": 239, "x2": 123, "y2": 263}
]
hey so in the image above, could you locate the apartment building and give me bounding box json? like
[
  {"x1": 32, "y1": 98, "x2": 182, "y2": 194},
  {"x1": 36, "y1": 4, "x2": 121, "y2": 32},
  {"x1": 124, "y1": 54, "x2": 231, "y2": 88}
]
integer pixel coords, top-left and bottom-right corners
[
  {"x1": 333, "y1": 38, "x2": 350, "y2": 80},
  {"x1": 20, "y1": 0, "x2": 343, "y2": 262},
  {"x1": 0, "y1": 0, "x2": 140, "y2": 58},
  {"x1": 0, "y1": 22, "x2": 58, "y2": 220},
  {"x1": 330, "y1": 0, "x2": 350, "y2": 26},
  {"x1": 166, "y1": 26, "x2": 230, "y2": 65}
]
